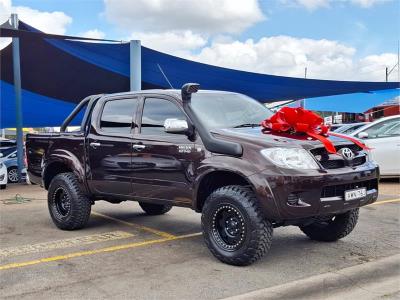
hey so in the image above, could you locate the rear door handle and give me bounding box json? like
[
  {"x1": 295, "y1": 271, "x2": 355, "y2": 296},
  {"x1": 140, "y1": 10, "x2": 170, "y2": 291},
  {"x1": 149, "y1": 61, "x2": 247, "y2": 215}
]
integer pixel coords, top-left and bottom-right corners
[
  {"x1": 132, "y1": 144, "x2": 146, "y2": 151},
  {"x1": 90, "y1": 142, "x2": 101, "y2": 148}
]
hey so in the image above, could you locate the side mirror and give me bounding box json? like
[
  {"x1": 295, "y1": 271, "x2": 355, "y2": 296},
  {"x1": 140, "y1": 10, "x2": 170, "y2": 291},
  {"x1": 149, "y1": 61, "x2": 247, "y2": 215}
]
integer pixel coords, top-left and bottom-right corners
[
  {"x1": 164, "y1": 118, "x2": 188, "y2": 134},
  {"x1": 357, "y1": 132, "x2": 368, "y2": 139}
]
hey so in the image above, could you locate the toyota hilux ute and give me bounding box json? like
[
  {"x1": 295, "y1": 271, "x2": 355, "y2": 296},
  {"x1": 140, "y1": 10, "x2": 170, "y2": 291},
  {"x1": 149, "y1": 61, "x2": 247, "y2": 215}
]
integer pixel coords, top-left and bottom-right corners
[{"x1": 26, "y1": 84, "x2": 379, "y2": 266}]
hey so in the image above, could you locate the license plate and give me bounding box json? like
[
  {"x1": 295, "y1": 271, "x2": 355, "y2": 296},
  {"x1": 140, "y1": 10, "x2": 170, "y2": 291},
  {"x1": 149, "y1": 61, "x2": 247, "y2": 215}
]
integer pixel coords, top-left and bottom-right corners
[{"x1": 344, "y1": 188, "x2": 367, "y2": 201}]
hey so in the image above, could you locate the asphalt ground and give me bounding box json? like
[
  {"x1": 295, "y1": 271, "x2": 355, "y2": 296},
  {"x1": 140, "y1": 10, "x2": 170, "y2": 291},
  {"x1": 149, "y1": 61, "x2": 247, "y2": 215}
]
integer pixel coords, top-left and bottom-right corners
[{"x1": 0, "y1": 180, "x2": 399, "y2": 299}]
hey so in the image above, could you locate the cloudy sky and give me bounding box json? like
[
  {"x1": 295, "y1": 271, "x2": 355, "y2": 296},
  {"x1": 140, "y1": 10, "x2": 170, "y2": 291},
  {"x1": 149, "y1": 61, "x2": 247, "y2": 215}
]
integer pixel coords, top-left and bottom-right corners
[{"x1": 0, "y1": 0, "x2": 399, "y2": 81}]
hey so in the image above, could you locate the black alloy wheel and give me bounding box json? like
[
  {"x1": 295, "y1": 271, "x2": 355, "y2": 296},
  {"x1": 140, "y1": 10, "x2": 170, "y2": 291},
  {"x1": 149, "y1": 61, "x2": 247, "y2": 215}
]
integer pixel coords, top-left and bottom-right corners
[
  {"x1": 211, "y1": 204, "x2": 246, "y2": 251},
  {"x1": 202, "y1": 185, "x2": 273, "y2": 266},
  {"x1": 53, "y1": 187, "x2": 71, "y2": 217},
  {"x1": 48, "y1": 172, "x2": 91, "y2": 230}
]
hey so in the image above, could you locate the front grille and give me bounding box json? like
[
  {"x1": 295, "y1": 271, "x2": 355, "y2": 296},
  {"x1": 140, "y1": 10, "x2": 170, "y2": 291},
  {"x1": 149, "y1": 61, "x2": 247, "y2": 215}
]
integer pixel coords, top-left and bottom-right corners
[
  {"x1": 320, "y1": 160, "x2": 345, "y2": 169},
  {"x1": 310, "y1": 144, "x2": 366, "y2": 169},
  {"x1": 352, "y1": 156, "x2": 366, "y2": 166},
  {"x1": 311, "y1": 144, "x2": 362, "y2": 156},
  {"x1": 321, "y1": 179, "x2": 378, "y2": 198}
]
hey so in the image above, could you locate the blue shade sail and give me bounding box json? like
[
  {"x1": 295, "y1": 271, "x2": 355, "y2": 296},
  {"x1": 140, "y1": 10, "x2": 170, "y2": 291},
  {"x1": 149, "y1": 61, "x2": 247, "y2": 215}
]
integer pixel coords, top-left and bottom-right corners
[{"x1": 1, "y1": 21, "x2": 398, "y2": 127}]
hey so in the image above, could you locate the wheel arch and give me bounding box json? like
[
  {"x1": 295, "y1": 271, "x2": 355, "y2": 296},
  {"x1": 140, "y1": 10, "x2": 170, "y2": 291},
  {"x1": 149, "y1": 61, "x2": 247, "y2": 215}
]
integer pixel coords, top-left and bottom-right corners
[
  {"x1": 193, "y1": 169, "x2": 256, "y2": 212},
  {"x1": 43, "y1": 154, "x2": 87, "y2": 194}
]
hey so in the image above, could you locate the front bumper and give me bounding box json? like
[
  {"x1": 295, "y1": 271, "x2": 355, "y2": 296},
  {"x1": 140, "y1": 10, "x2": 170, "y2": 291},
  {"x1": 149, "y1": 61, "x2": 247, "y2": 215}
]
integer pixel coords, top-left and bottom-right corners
[{"x1": 249, "y1": 161, "x2": 379, "y2": 221}]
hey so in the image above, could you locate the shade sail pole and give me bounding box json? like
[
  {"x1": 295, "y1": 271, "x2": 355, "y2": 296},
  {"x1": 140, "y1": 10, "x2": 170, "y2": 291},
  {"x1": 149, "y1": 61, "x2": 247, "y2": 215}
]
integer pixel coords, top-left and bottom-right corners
[
  {"x1": 10, "y1": 13, "x2": 24, "y2": 183},
  {"x1": 130, "y1": 40, "x2": 141, "y2": 91}
]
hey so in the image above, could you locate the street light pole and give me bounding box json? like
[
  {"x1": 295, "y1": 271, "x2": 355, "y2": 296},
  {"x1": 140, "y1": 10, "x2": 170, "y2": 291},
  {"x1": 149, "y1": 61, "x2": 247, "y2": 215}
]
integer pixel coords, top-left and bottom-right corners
[{"x1": 10, "y1": 13, "x2": 24, "y2": 183}]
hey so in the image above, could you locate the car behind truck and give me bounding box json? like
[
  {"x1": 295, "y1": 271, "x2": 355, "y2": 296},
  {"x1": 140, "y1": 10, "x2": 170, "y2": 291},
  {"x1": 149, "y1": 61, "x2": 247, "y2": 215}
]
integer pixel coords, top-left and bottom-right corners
[{"x1": 26, "y1": 84, "x2": 379, "y2": 266}]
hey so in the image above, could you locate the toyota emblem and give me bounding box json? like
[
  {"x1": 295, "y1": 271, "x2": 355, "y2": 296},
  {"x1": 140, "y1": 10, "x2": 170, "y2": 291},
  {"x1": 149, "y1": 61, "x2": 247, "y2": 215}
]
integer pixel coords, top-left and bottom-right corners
[{"x1": 339, "y1": 148, "x2": 354, "y2": 160}]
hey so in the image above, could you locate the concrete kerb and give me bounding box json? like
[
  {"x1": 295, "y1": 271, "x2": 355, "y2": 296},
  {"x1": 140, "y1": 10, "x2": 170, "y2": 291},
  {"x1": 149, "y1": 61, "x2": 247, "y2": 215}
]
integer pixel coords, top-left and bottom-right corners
[{"x1": 223, "y1": 254, "x2": 400, "y2": 300}]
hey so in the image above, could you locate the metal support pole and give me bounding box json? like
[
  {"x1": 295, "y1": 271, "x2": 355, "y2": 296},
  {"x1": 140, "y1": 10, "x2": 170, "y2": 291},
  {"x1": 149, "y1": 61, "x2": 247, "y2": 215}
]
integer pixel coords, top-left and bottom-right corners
[
  {"x1": 385, "y1": 67, "x2": 388, "y2": 82},
  {"x1": 299, "y1": 67, "x2": 307, "y2": 108},
  {"x1": 130, "y1": 40, "x2": 141, "y2": 91},
  {"x1": 10, "y1": 13, "x2": 24, "y2": 183},
  {"x1": 385, "y1": 42, "x2": 400, "y2": 82}
]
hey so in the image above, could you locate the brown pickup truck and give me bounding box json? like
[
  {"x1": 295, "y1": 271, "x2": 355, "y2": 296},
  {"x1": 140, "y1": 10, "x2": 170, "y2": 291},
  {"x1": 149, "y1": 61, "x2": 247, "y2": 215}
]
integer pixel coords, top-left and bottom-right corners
[{"x1": 26, "y1": 84, "x2": 379, "y2": 266}]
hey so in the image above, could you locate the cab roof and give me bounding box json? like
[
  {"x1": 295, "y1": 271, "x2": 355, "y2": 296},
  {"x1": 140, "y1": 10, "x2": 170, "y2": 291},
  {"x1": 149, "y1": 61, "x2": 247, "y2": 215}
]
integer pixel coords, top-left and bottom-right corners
[{"x1": 102, "y1": 89, "x2": 239, "y2": 99}]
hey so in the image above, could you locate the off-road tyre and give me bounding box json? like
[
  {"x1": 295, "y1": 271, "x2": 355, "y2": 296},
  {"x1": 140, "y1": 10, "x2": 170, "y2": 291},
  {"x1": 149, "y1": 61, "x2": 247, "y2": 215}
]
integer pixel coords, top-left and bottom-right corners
[
  {"x1": 299, "y1": 208, "x2": 359, "y2": 242},
  {"x1": 201, "y1": 185, "x2": 273, "y2": 266},
  {"x1": 139, "y1": 202, "x2": 172, "y2": 215},
  {"x1": 48, "y1": 172, "x2": 91, "y2": 230}
]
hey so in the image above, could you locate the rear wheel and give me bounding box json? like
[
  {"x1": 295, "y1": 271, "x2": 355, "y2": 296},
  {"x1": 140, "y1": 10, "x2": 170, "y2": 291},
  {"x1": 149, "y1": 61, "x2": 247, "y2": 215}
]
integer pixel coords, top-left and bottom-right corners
[
  {"x1": 7, "y1": 167, "x2": 19, "y2": 183},
  {"x1": 48, "y1": 172, "x2": 91, "y2": 230},
  {"x1": 139, "y1": 202, "x2": 172, "y2": 215},
  {"x1": 202, "y1": 185, "x2": 273, "y2": 266},
  {"x1": 299, "y1": 208, "x2": 359, "y2": 242}
]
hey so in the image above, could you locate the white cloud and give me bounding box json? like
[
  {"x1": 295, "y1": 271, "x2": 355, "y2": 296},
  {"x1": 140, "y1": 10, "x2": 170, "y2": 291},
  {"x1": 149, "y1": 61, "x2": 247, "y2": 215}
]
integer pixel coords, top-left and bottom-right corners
[
  {"x1": 0, "y1": 0, "x2": 72, "y2": 49},
  {"x1": 81, "y1": 29, "x2": 105, "y2": 39},
  {"x1": 282, "y1": 0, "x2": 392, "y2": 10},
  {"x1": 350, "y1": 0, "x2": 391, "y2": 8},
  {"x1": 104, "y1": 0, "x2": 264, "y2": 35},
  {"x1": 0, "y1": 37, "x2": 11, "y2": 49},
  {"x1": 358, "y1": 53, "x2": 398, "y2": 81},
  {"x1": 0, "y1": 0, "x2": 10, "y2": 17},
  {"x1": 291, "y1": 0, "x2": 330, "y2": 11},
  {"x1": 129, "y1": 30, "x2": 207, "y2": 56},
  {"x1": 181, "y1": 36, "x2": 398, "y2": 82},
  {"x1": 12, "y1": 6, "x2": 71, "y2": 34},
  {"x1": 0, "y1": 0, "x2": 71, "y2": 34}
]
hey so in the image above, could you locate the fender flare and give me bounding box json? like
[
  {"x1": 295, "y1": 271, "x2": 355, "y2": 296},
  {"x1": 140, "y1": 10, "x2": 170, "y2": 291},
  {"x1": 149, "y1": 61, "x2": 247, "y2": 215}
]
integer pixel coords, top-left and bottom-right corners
[
  {"x1": 43, "y1": 150, "x2": 87, "y2": 193},
  {"x1": 192, "y1": 166, "x2": 256, "y2": 212}
]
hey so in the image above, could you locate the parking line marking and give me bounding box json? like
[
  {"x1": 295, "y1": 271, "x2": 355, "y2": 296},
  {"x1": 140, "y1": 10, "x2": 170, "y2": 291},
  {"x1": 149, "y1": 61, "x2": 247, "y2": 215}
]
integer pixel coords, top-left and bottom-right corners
[
  {"x1": 0, "y1": 232, "x2": 202, "y2": 271},
  {"x1": 92, "y1": 212, "x2": 177, "y2": 239},
  {"x1": 368, "y1": 198, "x2": 400, "y2": 206},
  {"x1": 0, "y1": 231, "x2": 134, "y2": 259}
]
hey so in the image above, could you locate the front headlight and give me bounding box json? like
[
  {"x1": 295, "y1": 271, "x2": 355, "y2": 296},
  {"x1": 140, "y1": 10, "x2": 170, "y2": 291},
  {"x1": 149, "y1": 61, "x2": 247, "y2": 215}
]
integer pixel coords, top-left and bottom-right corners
[{"x1": 261, "y1": 147, "x2": 320, "y2": 170}]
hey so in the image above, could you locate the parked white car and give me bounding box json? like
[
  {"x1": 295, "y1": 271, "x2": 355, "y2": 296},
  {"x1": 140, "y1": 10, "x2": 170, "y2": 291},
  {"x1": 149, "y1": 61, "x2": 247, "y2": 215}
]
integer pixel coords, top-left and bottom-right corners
[
  {"x1": 351, "y1": 115, "x2": 400, "y2": 177},
  {"x1": 0, "y1": 161, "x2": 7, "y2": 189}
]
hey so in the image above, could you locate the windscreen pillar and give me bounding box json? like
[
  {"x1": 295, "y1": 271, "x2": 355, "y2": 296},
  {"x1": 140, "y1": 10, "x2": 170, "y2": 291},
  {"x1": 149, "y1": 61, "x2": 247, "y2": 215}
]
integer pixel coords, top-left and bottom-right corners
[
  {"x1": 10, "y1": 13, "x2": 24, "y2": 183},
  {"x1": 130, "y1": 40, "x2": 141, "y2": 91}
]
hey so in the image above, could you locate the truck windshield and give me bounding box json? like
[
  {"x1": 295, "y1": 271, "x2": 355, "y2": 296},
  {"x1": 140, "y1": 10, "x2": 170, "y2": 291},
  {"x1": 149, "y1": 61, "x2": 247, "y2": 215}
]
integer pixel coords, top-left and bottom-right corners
[{"x1": 191, "y1": 93, "x2": 273, "y2": 130}]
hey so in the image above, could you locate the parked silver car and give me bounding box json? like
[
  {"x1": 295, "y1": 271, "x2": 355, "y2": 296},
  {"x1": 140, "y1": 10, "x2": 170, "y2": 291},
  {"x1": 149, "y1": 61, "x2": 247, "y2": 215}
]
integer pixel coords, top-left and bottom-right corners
[
  {"x1": 0, "y1": 147, "x2": 27, "y2": 183},
  {"x1": 351, "y1": 115, "x2": 400, "y2": 177}
]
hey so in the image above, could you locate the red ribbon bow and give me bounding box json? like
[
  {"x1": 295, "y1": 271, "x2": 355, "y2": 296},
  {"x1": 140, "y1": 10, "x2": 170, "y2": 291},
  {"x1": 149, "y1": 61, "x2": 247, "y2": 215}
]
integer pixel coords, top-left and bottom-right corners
[{"x1": 261, "y1": 107, "x2": 369, "y2": 154}]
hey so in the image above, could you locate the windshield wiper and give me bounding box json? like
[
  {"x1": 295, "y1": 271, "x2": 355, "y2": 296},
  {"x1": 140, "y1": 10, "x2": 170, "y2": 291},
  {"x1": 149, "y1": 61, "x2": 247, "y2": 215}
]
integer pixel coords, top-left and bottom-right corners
[{"x1": 233, "y1": 123, "x2": 260, "y2": 128}]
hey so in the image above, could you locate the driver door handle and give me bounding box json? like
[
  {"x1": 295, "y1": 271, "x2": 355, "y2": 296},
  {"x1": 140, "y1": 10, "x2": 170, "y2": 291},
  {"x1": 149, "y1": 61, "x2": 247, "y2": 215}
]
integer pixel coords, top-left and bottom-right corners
[
  {"x1": 90, "y1": 142, "x2": 101, "y2": 148},
  {"x1": 132, "y1": 144, "x2": 146, "y2": 151}
]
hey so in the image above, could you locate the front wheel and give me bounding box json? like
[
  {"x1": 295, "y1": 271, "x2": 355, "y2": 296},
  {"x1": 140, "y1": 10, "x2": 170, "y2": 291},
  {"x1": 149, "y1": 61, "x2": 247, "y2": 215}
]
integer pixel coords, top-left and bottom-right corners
[
  {"x1": 202, "y1": 185, "x2": 273, "y2": 266},
  {"x1": 48, "y1": 172, "x2": 91, "y2": 230},
  {"x1": 299, "y1": 208, "x2": 359, "y2": 242},
  {"x1": 7, "y1": 167, "x2": 19, "y2": 183}
]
